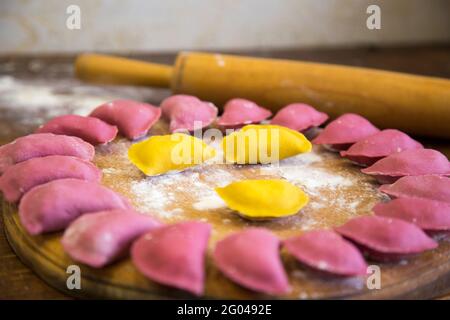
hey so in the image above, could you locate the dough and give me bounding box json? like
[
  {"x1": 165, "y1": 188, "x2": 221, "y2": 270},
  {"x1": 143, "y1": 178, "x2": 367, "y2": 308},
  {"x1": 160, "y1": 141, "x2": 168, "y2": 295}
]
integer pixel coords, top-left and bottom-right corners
[
  {"x1": 90, "y1": 99, "x2": 161, "y2": 140},
  {"x1": 62, "y1": 209, "x2": 161, "y2": 268},
  {"x1": 341, "y1": 129, "x2": 423, "y2": 166},
  {"x1": 361, "y1": 149, "x2": 450, "y2": 184},
  {"x1": 36, "y1": 114, "x2": 118, "y2": 145},
  {"x1": 19, "y1": 178, "x2": 131, "y2": 235},
  {"x1": 313, "y1": 113, "x2": 379, "y2": 151},
  {"x1": 160, "y1": 94, "x2": 217, "y2": 132},
  {"x1": 379, "y1": 175, "x2": 450, "y2": 203},
  {"x1": 215, "y1": 179, "x2": 309, "y2": 220},
  {"x1": 131, "y1": 221, "x2": 211, "y2": 296},
  {"x1": 128, "y1": 133, "x2": 216, "y2": 176},
  {"x1": 335, "y1": 216, "x2": 437, "y2": 261},
  {"x1": 373, "y1": 197, "x2": 450, "y2": 233},
  {"x1": 283, "y1": 230, "x2": 367, "y2": 276},
  {"x1": 213, "y1": 228, "x2": 290, "y2": 295},
  {"x1": 216, "y1": 98, "x2": 272, "y2": 129},
  {"x1": 0, "y1": 155, "x2": 101, "y2": 203},
  {"x1": 222, "y1": 124, "x2": 312, "y2": 164},
  {"x1": 0, "y1": 133, "x2": 94, "y2": 174},
  {"x1": 271, "y1": 103, "x2": 328, "y2": 132}
]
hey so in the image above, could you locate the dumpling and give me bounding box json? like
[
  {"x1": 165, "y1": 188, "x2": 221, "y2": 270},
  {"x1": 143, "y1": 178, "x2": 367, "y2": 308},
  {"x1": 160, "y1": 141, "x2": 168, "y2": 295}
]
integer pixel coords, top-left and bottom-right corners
[
  {"x1": 270, "y1": 103, "x2": 328, "y2": 132},
  {"x1": 216, "y1": 98, "x2": 272, "y2": 129},
  {"x1": 36, "y1": 114, "x2": 118, "y2": 145},
  {"x1": 361, "y1": 149, "x2": 450, "y2": 184},
  {"x1": 0, "y1": 133, "x2": 94, "y2": 174},
  {"x1": 160, "y1": 94, "x2": 217, "y2": 132},
  {"x1": 312, "y1": 113, "x2": 379, "y2": 151},
  {"x1": 215, "y1": 179, "x2": 309, "y2": 220},
  {"x1": 373, "y1": 197, "x2": 450, "y2": 234},
  {"x1": 90, "y1": 99, "x2": 161, "y2": 140},
  {"x1": 62, "y1": 209, "x2": 161, "y2": 268},
  {"x1": 283, "y1": 230, "x2": 367, "y2": 276},
  {"x1": 213, "y1": 228, "x2": 290, "y2": 295},
  {"x1": 19, "y1": 178, "x2": 131, "y2": 235},
  {"x1": 131, "y1": 221, "x2": 211, "y2": 296},
  {"x1": 0, "y1": 155, "x2": 101, "y2": 203},
  {"x1": 335, "y1": 216, "x2": 437, "y2": 261},
  {"x1": 341, "y1": 129, "x2": 423, "y2": 166},
  {"x1": 222, "y1": 124, "x2": 312, "y2": 164},
  {"x1": 379, "y1": 175, "x2": 450, "y2": 203},
  {"x1": 128, "y1": 133, "x2": 216, "y2": 176}
]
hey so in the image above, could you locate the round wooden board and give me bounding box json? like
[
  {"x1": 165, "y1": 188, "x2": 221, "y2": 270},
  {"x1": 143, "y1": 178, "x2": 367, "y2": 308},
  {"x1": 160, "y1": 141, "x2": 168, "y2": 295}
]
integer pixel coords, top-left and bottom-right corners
[
  {"x1": 3, "y1": 125, "x2": 450, "y2": 299},
  {"x1": 4, "y1": 202, "x2": 450, "y2": 299}
]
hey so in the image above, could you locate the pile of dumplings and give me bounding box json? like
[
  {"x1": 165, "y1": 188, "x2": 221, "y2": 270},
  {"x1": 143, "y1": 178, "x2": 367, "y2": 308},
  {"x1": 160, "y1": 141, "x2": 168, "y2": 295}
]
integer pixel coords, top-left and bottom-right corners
[{"x1": 0, "y1": 95, "x2": 449, "y2": 298}]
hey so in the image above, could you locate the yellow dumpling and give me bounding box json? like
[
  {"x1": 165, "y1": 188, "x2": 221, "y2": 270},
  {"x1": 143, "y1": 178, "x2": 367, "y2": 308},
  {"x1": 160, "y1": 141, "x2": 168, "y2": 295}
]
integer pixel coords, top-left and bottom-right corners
[
  {"x1": 222, "y1": 124, "x2": 312, "y2": 164},
  {"x1": 215, "y1": 179, "x2": 309, "y2": 220},
  {"x1": 128, "y1": 133, "x2": 216, "y2": 176}
]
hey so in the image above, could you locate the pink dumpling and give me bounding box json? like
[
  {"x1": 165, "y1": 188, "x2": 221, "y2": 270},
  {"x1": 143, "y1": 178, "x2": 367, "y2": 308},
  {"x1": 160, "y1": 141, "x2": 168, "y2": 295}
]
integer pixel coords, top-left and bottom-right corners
[
  {"x1": 283, "y1": 230, "x2": 367, "y2": 276},
  {"x1": 312, "y1": 113, "x2": 379, "y2": 151},
  {"x1": 361, "y1": 149, "x2": 450, "y2": 184},
  {"x1": 270, "y1": 103, "x2": 328, "y2": 132},
  {"x1": 379, "y1": 175, "x2": 450, "y2": 203},
  {"x1": 36, "y1": 114, "x2": 118, "y2": 145},
  {"x1": 0, "y1": 133, "x2": 94, "y2": 175},
  {"x1": 373, "y1": 198, "x2": 450, "y2": 233},
  {"x1": 341, "y1": 129, "x2": 423, "y2": 166},
  {"x1": 160, "y1": 95, "x2": 217, "y2": 132},
  {"x1": 0, "y1": 155, "x2": 101, "y2": 203},
  {"x1": 62, "y1": 209, "x2": 162, "y2": 268},
  {"x1": 90, "y1": 99, "x2": 161, "y2": 140},
  {"x1": 213, "y1": 228, "x2": 290, "y2": 295},
  {"x1": 19, "y1": 178, "x2": 131, "y2": 235},
  {"x1": 335, "y1": 216, "x2": 437, "y2": 261},
  {"x1": 131, "y1": 221, "x2": 211, "y2": 296},
  {"x1": 216, "y1": 98, "x2": 272, "y2": 129}
]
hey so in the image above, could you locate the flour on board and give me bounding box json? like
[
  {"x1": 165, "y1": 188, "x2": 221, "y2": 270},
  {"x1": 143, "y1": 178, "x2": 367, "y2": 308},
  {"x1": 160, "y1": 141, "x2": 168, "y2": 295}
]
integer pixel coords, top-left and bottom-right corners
[
  {"x1": 129, "y1": 164, "x2": 236, "y2": 218},
  {"x1": 119, "y1": 136, "x2": 373, "y2": 225}
]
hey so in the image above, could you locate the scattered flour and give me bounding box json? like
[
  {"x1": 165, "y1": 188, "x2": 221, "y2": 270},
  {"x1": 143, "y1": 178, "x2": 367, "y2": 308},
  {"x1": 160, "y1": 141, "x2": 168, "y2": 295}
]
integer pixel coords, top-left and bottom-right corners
[
  {"x1": 96, "y1": 123, "x2": 375, "y2": 229},
  {"x1": 0, "y1": 76, "x2": 112, "y2": 117},
  {"x1": 128, "y1": 164, "x2": 237, "y2": 219},
  {"x1": 124, "y1": 137, "x2": 367, "y2": 222},
  {"x1": 130, "y1": 179, "x2": 176, "y2": 214},
  {"x1": 0, "y1": 75, "x2": 169, "y2": 136},
  {"x1": 101, "y1": 168, "x2": 122, "y2": 175},
  {"x1": 192, "y1": 195, "x2": 226, "y2": 211},
  {"x1": 259, "y1": 151, "x2": 353, "y2": 196},
  {"x1": 124, "y1": 136, "x2": 244, "y2": 218}
]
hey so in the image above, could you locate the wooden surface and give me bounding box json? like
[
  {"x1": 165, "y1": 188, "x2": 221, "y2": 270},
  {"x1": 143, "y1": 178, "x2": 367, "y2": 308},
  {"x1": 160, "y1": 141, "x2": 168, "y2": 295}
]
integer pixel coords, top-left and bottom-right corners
[
  {"x1": 4, "y1": 132, "x2": 450, "y2": 300},
  {"x1": 4, "y1": 184, "x2": 450, "y2": 300},
  {"x1": 1, "y1": 45, "x2": 450, "y2": 299}
]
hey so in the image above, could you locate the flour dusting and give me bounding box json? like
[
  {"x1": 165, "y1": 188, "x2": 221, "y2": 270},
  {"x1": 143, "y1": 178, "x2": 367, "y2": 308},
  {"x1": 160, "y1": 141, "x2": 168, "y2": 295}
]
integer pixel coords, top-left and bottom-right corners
[
  {"x1": 127, "y1": 164, "x2": 239, "y2": 219},
  {"x1": 0, "y1": 76, "x2": 111, "y2": 118},
  {"x1": 259, "y1": 151, "x2": 353, "y2": 196},
  {"x1": 0, "y1": 75, "x2": 169, "y2": 138},
  {"x1": 96, "y1": 133, "x2": 382, "y2": 235},
  {"x1": 192, "y1": 195, "x2": 226, "y2": 211}
]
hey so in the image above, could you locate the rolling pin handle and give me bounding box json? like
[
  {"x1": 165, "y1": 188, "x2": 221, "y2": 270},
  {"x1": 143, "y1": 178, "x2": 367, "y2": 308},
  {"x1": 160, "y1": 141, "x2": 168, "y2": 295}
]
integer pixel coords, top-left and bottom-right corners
[{"x1": 75, "y1": 53, "x2": 172, "y2": 88}]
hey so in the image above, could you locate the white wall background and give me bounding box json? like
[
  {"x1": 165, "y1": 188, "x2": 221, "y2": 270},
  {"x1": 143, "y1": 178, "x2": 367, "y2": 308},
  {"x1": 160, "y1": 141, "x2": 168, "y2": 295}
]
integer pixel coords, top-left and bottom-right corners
[{"x1": 0, "y1": 0, "x2": 449, "y2": 54}]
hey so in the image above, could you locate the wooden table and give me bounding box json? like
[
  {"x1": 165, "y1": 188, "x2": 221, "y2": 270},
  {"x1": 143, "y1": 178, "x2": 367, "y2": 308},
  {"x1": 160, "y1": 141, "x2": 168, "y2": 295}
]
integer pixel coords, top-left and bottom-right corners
[{"x1": 1, "y1": 46, "x2": 449, "y2": 299}]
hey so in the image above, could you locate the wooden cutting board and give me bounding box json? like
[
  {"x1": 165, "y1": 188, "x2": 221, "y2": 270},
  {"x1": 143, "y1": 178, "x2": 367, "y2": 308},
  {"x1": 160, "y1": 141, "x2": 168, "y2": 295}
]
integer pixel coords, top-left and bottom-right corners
[{"x1": 3, "y1": 121, "x2": 450, "y2": 299}]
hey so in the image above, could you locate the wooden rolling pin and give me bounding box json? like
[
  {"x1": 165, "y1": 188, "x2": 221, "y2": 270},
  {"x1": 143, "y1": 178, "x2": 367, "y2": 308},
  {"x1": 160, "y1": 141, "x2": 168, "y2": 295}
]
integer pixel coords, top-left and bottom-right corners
[{"x1": 75, "y1": 52, "x2": 450, "y2": 139}]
